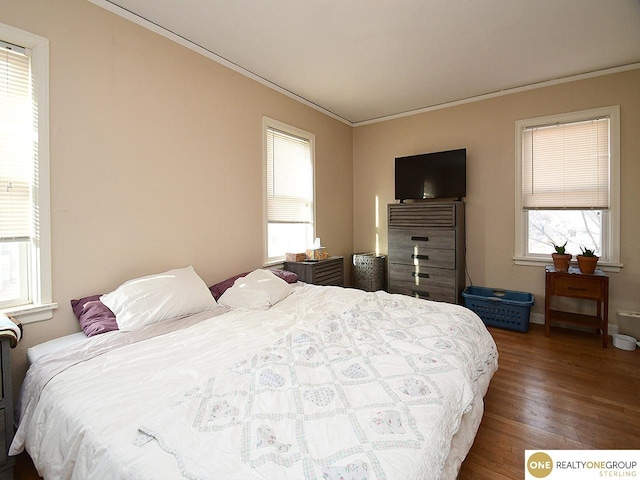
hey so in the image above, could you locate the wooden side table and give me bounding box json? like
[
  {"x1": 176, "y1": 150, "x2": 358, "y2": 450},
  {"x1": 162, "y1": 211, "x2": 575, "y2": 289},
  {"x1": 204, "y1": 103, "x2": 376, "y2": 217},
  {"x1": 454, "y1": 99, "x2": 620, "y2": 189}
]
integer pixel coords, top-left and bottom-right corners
[{"x1": 545, "y1": 265, "x2": 609, "y2": 347}]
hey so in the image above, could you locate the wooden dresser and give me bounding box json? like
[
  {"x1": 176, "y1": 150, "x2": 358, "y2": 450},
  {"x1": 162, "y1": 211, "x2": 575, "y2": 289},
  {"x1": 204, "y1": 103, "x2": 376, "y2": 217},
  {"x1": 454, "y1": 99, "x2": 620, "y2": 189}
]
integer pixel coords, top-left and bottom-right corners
[
  {"x1": 387, "y1": 201, "x2": 465, "y2": 304},
  {"x1": 0, "y1": 339, "x2": 14, "y2": 479},
  {"x1": 284, "y1": 256, "x2": 344, "y2": 286}
]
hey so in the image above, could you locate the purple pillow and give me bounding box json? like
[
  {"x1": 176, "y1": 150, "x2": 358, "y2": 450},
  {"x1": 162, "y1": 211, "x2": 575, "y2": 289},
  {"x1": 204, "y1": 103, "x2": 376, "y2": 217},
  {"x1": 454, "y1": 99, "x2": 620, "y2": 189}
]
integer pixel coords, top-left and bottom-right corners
[
  {"x1": 271, "y1": 269, "x2": 299, "y2": 284},
  {"x1": 209, "y1": 269, "x2": 298, "y2": 301},
  {"x1": 209, "y1": 272, "x2": 250, "y2": 301},
  {"x1": 71, "y1": 295, "x2": 119, "y2": 337}
]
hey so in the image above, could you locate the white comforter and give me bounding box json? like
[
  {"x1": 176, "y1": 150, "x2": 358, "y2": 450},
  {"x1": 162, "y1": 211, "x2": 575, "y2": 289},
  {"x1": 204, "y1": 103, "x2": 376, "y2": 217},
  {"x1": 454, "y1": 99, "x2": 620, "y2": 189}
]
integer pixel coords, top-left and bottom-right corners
[{"x1": 12, "y1": 285, "x2": 497, "y2": 480}]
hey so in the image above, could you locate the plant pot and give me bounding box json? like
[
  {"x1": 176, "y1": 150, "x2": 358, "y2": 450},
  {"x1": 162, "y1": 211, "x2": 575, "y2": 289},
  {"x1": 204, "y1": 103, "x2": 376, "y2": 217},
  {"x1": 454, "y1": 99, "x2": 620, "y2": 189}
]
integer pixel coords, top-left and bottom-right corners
[
  {"x1": 552, "y1": 253, "x2": 572, "y2": 272},
  {"x1": 577, "y1": 255, "x2": 599, "y2": 274}
]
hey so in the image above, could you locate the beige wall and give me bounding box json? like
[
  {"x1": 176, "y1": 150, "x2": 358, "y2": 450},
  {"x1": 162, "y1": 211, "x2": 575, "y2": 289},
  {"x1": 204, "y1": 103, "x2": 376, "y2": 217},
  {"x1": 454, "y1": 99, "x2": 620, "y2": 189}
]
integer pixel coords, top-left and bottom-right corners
[
  {"x1": 3, "y1": 0, "x2": 353, "y2": 386},
  {"x1": 354, "y1": 69, "x2": 640, "y2": 329}
]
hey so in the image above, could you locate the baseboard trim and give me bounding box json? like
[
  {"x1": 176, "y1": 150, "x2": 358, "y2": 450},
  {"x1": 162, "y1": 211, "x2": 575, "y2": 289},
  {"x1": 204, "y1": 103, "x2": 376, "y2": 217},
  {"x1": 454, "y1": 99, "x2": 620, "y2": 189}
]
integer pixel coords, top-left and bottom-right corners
[{"x1": 530, "y1": 312, "x2": 544, "y2": 325}]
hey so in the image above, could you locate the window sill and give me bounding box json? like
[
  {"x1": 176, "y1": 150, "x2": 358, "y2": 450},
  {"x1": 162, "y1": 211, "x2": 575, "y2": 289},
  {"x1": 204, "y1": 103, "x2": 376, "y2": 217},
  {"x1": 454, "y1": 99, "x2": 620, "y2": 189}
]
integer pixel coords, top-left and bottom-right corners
[
  {"x1": 513, "y1": 256, "x2": 622, "y2": 273},
  {"x1": 1, "y1": 302, "x2": 58, "y2": 324},
  {"x1": 264, "y1": 260, "x2": 286, "y2": 268}
]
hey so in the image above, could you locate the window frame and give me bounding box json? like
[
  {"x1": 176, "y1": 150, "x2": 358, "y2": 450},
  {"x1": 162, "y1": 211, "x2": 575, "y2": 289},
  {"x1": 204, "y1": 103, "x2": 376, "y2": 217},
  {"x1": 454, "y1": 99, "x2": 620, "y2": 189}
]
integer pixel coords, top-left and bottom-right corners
[
  {"x1": 262, "y1": 117, "x2": 316, "y2": 266},
  {"x1": 0, "y1": 22, "x2": 56, "y2": 322},
  {"x1": 514, "y1": 105, "x2": 621, "y2": 272}
]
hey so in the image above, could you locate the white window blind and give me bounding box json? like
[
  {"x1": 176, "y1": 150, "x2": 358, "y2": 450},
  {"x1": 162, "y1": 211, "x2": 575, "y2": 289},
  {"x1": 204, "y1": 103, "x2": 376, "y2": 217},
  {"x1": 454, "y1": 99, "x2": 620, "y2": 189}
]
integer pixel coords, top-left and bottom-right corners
[
  {"x1": 264, "y1": 119, "x2": 315, "y2": 264},
  {"x1": 521, "y1": 117, "x2": 610, "y2": 210},
  {"x1": 0, "y1": 24, "x2": 55, "y2": 320},
  {"x1": 266, "y1": 127, "x2": 313, "y2": 225},
  {"x1": 0, "y1": 42, "x2": 34, "y2": 242}
]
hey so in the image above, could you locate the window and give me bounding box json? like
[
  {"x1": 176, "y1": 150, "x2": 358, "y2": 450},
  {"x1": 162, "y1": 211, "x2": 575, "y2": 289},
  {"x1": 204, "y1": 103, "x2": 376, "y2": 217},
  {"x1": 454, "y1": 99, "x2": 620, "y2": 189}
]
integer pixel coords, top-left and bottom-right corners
[
  {"x1": 514, "y1": 106, "x2": 621, "y2": 270},
  {"x1": 263, "y1": 117, "x2": 315, "y2": 265},
  {"x1": 0, "y1": 24, "x2": 54, "y2": 322}
]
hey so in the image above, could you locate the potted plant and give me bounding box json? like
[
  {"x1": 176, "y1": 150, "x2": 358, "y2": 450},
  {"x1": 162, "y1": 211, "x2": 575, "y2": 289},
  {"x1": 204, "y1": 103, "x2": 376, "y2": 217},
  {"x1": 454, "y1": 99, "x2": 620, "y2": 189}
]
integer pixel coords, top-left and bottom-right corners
[
  {"x1": 577, "y1": 247, "x2": 599, "y2": 274},
  {"x1": 551, "y1": 241, "x2": 572, "y2": 272}
]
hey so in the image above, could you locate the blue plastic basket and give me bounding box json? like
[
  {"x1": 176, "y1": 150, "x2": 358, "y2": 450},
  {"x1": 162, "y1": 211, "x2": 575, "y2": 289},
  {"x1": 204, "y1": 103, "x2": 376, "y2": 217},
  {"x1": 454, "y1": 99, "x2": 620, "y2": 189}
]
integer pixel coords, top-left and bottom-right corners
[{"x1": 462, "y1": 286, "x2": 534, "y2": 332}]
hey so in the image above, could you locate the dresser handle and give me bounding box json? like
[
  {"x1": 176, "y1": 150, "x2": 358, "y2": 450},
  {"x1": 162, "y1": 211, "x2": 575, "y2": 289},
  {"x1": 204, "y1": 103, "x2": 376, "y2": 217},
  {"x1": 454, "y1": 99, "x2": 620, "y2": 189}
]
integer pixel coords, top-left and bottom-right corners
[
  {"x1": 411, "y1": 272, "x2": 430, "y2": 279},
  {"x1": 410, "y1": 254, "x2": 429, "y2": 260},
  {"x1": 411, "y1": 290, "x2": 429, "y2": 299},
  {"x1": 411, "y1": 236, "x2": 429, "y2": 242}
]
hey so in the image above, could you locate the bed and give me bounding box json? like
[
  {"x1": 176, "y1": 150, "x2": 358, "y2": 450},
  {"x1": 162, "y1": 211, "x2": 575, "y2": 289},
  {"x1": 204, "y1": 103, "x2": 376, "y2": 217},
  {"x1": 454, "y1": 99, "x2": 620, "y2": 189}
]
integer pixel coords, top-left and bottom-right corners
[{"x1": 10, "y1": 266, "x2": 497, "y2": 480}]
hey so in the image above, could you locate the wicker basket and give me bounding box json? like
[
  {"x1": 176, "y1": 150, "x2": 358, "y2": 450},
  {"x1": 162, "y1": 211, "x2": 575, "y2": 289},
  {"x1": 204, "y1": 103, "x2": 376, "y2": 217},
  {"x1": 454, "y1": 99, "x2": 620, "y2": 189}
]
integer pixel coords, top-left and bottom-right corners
[{"x1": 352, "y1": 253, "x2": 386, "y2": 292}]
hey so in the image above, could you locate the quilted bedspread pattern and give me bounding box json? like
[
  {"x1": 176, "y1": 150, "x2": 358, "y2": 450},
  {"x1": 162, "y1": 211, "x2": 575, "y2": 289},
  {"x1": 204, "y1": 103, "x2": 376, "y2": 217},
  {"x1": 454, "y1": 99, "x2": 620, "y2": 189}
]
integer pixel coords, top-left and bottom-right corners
[{"x1": 135, "y1": 292, "x2": 497, "y2": 480}]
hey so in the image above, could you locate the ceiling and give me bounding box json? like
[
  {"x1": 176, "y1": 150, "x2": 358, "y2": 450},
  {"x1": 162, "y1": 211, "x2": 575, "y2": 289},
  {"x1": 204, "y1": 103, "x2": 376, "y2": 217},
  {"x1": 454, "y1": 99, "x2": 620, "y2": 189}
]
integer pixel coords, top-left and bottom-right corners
[{"x1": 94, "y1": 0, "x2": 640, "y2": 125}]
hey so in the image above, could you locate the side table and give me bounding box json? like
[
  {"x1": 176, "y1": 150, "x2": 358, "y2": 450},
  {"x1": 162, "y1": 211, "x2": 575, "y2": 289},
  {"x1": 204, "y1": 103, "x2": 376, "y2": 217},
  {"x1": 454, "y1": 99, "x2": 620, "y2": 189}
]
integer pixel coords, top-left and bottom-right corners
[
  {"x1": 544, "y1": 265, "x2": 609, "y2": 347},
  {"x1": 283, "y1": 256, "x2": 344, "y2": 286},
  {"x1": 0, "y1": 335, "x2": 18, "y2": 479}
]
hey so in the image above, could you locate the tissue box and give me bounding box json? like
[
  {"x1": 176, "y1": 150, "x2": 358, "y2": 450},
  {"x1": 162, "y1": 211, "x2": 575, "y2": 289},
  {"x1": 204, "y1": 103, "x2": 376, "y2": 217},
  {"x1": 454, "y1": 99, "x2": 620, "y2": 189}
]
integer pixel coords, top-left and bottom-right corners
[
  {"x1": 285, "y1": 252, "x2": 306, "y2": 262},
  {"x1": 306, "y1": 247, "x2": 328, "y2": 261}
]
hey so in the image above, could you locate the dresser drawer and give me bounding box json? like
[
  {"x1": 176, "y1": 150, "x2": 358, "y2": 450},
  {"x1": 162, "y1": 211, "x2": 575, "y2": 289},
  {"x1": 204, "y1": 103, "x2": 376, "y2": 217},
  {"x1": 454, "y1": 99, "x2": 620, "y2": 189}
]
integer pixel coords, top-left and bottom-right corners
[
  {"x1": 387, "y1": 245, "x2": 455, "y2": 269},
  {"x1": 388, "y1": 278, "x2": 456, "y2": 303},
  {"x1": 388, "y1": 203, "x2": 456, "y2": 227},
  {"x1": 550, "y1": 275, "x2": 604, "y2": 300},
  {"x1": 388, "y1": 228, "x2": 455, "y2": 253},
  {"x1": 388, "y1": 263, "x2": 456, "y2": 303},
  {"x1": 389, "y1": 263, "x2": 456, "y2": 288}
]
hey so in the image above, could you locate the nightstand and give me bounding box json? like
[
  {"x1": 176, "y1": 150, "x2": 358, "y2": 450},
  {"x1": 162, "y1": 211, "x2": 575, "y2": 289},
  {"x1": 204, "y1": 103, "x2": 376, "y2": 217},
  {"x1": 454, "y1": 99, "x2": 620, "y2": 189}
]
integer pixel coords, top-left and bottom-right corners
[
  {"x1": 0, "y1": 338, "x2": 15, "y2": 479},
  {"x1": 283, "y1": 256, "x2": 344, "y2": 286},
  {"x1": 544, "y1": 265, "x2": 609, "y2": 347}
]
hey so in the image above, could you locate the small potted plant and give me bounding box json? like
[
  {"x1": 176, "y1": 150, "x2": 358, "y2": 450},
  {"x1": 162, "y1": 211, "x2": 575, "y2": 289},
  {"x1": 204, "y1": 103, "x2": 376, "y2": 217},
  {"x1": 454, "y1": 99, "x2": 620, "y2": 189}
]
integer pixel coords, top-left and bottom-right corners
[
  {"x1": 551, "y1": 241, "x2": 572, "y2": 272},
  {"x1": 577, "y1": 247, "x2": 599, "y2": 274}
]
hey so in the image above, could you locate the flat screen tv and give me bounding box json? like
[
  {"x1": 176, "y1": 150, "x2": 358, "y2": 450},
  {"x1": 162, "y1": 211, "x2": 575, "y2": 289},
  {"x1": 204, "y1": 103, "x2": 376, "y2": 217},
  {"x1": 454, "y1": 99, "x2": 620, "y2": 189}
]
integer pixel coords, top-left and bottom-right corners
[{"x1": 395, "y1": 148, "x2": 466, "y2": 201}]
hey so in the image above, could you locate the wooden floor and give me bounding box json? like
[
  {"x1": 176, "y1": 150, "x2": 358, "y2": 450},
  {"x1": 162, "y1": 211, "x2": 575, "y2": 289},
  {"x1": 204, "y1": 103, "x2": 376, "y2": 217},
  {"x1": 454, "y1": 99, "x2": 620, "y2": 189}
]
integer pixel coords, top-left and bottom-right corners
[
  {"x1": 459, "y1": 324, "x2": 640, "y2": 479},
  {"x1": 13, "y1": 324, "x2": 640, "y2": 480}
]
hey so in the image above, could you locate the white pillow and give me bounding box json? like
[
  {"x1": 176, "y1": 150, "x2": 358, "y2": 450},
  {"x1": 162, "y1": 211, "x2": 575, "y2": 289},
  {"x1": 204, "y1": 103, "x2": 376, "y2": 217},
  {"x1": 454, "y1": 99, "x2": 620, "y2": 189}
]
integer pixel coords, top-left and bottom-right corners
[
  {"x1": 100, "y1": 266, "x2": 217, "y2": 331},
  {"x1": 218, "y1": 269, "x2": 292, "y2": 310}
]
